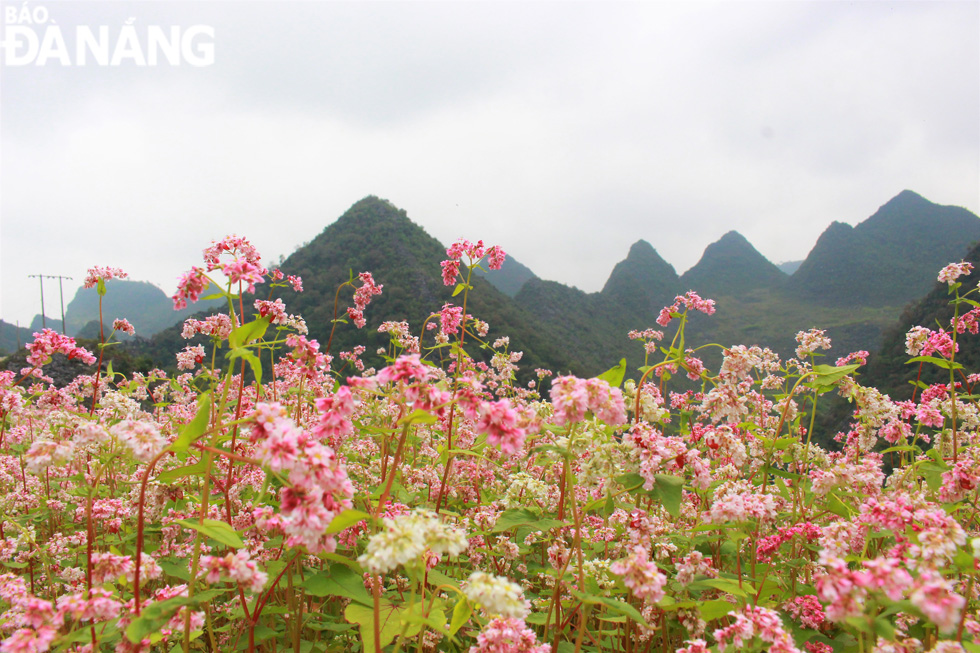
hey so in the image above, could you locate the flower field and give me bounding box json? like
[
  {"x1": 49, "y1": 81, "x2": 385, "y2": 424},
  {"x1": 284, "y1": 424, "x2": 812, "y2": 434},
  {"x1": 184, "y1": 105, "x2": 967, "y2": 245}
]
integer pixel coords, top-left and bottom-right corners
[{"x1": 2, "y1": 236, "x2": 979, "y2": 653}]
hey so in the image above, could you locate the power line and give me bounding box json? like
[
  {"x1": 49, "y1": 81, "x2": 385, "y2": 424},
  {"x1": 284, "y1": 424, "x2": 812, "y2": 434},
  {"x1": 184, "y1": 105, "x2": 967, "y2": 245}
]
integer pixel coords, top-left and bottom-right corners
[{"x1": 27, "y1": 274, "x2": 73, "y2": 334}]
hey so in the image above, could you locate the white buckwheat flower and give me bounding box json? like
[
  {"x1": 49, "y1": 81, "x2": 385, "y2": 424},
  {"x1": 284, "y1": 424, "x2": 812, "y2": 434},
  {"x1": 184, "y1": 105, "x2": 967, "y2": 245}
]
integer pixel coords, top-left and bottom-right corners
[
  {"x1": 463, "y1": 571, "x2": 530, "y2": 619},
  {"x1": 358, "y1": 509, "x2": 467, "y2": 574}
]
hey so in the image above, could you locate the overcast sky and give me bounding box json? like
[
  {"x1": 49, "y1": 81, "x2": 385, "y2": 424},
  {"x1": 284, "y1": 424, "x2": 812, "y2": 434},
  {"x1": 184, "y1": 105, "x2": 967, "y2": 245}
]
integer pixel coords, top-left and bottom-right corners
[{"x1": 1, "y1": 0, "x2": 978, "y2": 328}]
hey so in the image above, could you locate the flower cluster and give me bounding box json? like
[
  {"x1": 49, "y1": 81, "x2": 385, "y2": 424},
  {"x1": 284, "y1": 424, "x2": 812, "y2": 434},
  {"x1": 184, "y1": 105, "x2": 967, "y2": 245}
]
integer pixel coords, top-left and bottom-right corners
[
  {"x1": 24, "y1": 329, "x2": 97, "y2": 369},
  {"x1": 250, "y1": 403, "x2": 354, "y2": 553},
  {"x1": 83, "y1": 265, "x2": 128, "y2": 289},
  {"x1": 347, "y1": 272, "x2": 383, "y2": 328},
  {"x1": 656, "y1": 291, "x2": 716, "y2": 326},
  {"x1": 358, "y1": 509, "x2": 467, "y2": 574},
  {"x1": 549, "y1": 375, "x2": 627, "y2": 425},
  {"x1": 199, "y1": 550, "x2": 268, "y2": 594},
  {"x1": 463, "y1": 571, "x2": 531, "y2": 619},
  {"x1": 609, "y1": 545, "x2": 667, "y2": 603},
  {"x1": 440, "y1": 238, "x2": 506, "y2": 286},
  {"x1": 938, "y1": 260, "x2": 973, "y2": 285}
]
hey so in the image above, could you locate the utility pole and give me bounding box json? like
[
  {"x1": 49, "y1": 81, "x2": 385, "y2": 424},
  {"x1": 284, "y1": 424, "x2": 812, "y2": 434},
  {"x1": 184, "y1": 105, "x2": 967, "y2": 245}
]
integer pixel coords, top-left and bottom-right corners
[
  {"x1": 53, "y1": 275, "x2": 72, "y2": 335},
  {"x1": 27, "y1": 274, "x2": 73, "y2": 333},
  {"x1": 28, "y1": 274, "x2": 46, "y2": 330}
]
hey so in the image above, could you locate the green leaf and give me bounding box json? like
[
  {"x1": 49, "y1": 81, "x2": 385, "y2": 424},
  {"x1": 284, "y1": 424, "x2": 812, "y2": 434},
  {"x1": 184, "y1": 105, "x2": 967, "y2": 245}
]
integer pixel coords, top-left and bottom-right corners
[
  {"x1": 228, "y1": 347, "x2": 263, "y2": 384},
  {"x1": 426, "y1": 568, "x2": 460, "y2": 591},
  {"x1": 925, "y1": 447, "x2": 948, "y2": 466},
  {"x1": 825, "y1": 493, "x2": 853, "y2": 518},
  {"x1": 493, "y1": 508, "x2": 565, "y2": 533},
  {"x1": 449, "y1": 597, "x2": 473, "y2": 637},
  {"x1": 688, "y1": 578, "x2": 749, "y2": 598},
  {"x1": 698, "y1": 599, "x2": 736, "y2": 622},
  {"x1": 158, "y1": 560, "x2": 191, "y2": 581},
  {"x1": 400, "y1": 601, "x2": 448, "y2": 635},
  {"x1": 127, "y1": 596, "x2": 191, "y2": 642},
  {"x1": 920, "y1": 462, "x2": 946, "y2": 492},
  {"x1": 228, "y1": 316, "x2": 271, "y2": 349},
  {"x1": 905, "y1": 355, "x2": 963, "y2": 370},
  {"x1": 345, "y1": 600, "x2": 421, "y2": 652},
  {"x1": 596, "y1": 595, "x2": 648, "y2": 625},
  {"x1": 873, "y1": 616, "x2": 896, "y2": 641},
  {"x1": 175, "y1": 518, "x2": 244, "y2": 549},
  {"x1": 399, "y1": 409, "x2": 438, "y2": 426},
  {"x1": 170, "y1": 392, "x2": 212, "y2": 453},
  {"x1": 597, "y1": 358, "x2": 627, "y2": 388},
  {"x1": 157, "y1": 459, "x2": 208, "y2": 483},
  {"x1": 614, "y1": 472, "x2": 646, "y2": 491},
  {"x1": 126, "y1": 590, "x2": 227, "y2": 643},
  {"x1": 452, "y1": 283, "x2": 467, "y2": 297},
  {"x1": 652, "y1": 474, "x2": 683, "y2": 517},
  {"x1": 808, "y1": 364, "x2": 860, "y2": 388},
  {"x1": 325, "y1": 509, "x2": 371, "y2": 535},
  {"x1": 301, "y1": 563, "x2": 372, "y2": 606}
]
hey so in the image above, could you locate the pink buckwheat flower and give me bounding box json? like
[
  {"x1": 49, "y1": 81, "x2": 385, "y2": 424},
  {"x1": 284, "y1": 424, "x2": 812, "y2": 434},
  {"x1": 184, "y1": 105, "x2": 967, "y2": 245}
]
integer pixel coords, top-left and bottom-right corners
[
  {"x1": 199, "y1": 550, "x2": 268, "y2": 593},
  {"x1": 249, "y1": 403, "x2": 355, "y2": 554},
  {"x1": 475, "y1": 398, "x2": 526, "y2": 455},
  {"x1": 905, "y1": 325, "x2": 931, "y2": 356},
  {"x1": 109, "y1": 419, "x2": 166, "y2": 463},
  {"x1": 656, "y1": 291, "x2": 716, "y2": 326},
  {"x1": 0, "y1": 626, "x2": 58, "y2": 653},
  {"x1": 783, "y1": 595, "x2": 826, "y2": 630},
  {"x1": 910, "y1": 570, "x2": 965, "y2": 634},
  {"x1": 83, "y1": 266, "x2": 128, "y2": 289},
  {"x1": 203, "y1": 234, "x2": 262, "y2": 270},
  {"x1": 550, "y1": 376, "x2": 627, "y2": 426},
  {"x1": 172, "y1": 266, "x2": 210, "y2": 310},
  {"x1": 953, "y1": 307, "x2": 980, "y2": 335},
  {"x1": 795, "y1": 328, "x2": 832, "y2": 358},
  {"x1": 713, "y1": 605, "x2": 800, "y2": 653},
  {"x1": 468, "y1": 617, "x2": 550, "y2": 653},
  {"x1": 112, "y1": 318, "x2": 136, "y2": 336},
  {"x1": 438, "y1": 303, "x2": 465, "y2": 335},
  {"x1": 176, "y1": 345, "x2": 206, "y2": 370},
  {"x1": 222, "y1": 257, "x2": 266, "y2": 294},
  {"x1": 610, "y1": 545, "x2": 666, "y2": 603},
  {"x1": 676, "y1": 640, "x2": 710, "y2": 653},
  {"x1": 90, "y1": 552, "x2": 134, "y2": 584},
  {"x1": 353, "y1": 272, "x2": 383, "y2": 311},
  {"x1": 25, "y1": 329, "x2": 97, "y2": 368},
  {"x1": 486, "y1": 244, "x2": 506, "y2": 270},
  {"x1": 441, "y1": 259, "x2": 461, "y2": 286},
  {"x1": 24, "y1": 439, "x2": 75, "y2": 473},
  {"x1": 938, "y1": 261, "x2": 973, "y2": 285},
  {"x1": 312, "y1": 386, "x2": 355, "y2": 445}
]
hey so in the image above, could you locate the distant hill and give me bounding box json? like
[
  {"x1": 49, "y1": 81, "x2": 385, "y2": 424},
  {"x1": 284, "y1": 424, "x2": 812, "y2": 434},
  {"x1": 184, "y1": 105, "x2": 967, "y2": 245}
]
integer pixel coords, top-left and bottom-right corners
[
  {"x1": 680, "y1": 231, "x2": 786, "y2": 297},
  {"x1": 29, "y1": 315, "x2": 64, "y2": 333},
  {"x1": 777, "y1": 260, "x2": 803, "y2": 275},
  {"x1": 62, "y1": 279, "x2": 224, "y2": 339},
  {"x1": 601, "y1": 240, "x2": 679, "y2": 316},
  {"x1": 864, "y1": 240, "x2": 980, "y2": 400},
  {"x1": 81, "y1": 191, "x2": 980, "y2": 384},
  {"x1": 0, "y1": 320, "x2": 33, "y2": 356},
  {"x1": 787, "y1": 190, "x2": 980, "y2": 307},
  {"x1": 472, "y1": 256, "x2": 538, "y2": 297},
  {"x1": 269, "y1": 196, "x2": 588, "y2": 376}
]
